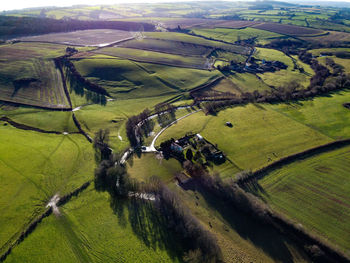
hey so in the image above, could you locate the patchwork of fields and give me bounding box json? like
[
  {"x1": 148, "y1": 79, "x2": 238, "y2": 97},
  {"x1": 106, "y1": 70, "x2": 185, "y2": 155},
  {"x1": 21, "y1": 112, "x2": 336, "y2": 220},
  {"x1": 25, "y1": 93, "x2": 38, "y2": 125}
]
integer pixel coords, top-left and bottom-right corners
[{"x1": 2, "y1": 2, "x2": 350, "y2": 262}]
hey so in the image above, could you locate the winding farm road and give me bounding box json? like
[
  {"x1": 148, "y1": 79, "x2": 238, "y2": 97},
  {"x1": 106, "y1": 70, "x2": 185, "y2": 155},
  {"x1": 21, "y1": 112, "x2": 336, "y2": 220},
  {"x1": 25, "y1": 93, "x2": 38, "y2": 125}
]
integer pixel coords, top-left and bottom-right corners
[{"x1": 144, "y1": 109, "x2": 201, "y2": 152}]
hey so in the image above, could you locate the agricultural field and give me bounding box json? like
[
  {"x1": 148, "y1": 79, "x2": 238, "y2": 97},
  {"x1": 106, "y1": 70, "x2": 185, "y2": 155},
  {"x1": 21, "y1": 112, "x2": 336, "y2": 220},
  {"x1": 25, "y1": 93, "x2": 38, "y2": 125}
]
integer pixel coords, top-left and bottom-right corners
[
  {"x1": 0, "y1": 42, "x2": 70, "y2": 109},
  {"x1": 0, "y1": 124, "x2": 95, "y2": 257},
  {"x1": 2, "y1": 1, "x2": 350, "y2": 262},
  {"x1": 72, "y1": 55, "x2": 221, "y2": 98},
  {"x1": 191, "y1": 27, "x2": 284, "y2": 45},
  {"x1": 258, "y1": 145, "x2": 350, "y2": 253},
  {"x1": 18, "y1": 29, "x2": 134, "y2": 47}
]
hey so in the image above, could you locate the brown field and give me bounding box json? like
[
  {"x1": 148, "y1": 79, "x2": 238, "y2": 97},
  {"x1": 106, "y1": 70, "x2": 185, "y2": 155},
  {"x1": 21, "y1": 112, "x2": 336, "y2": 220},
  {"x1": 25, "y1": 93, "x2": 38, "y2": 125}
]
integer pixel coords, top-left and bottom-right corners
[
  {"x1": 18, "y1": 29, "x2": 134, "y2": 47},
  {"x1": 300, "y1": 31, "x2": 350, "y2": 43},
  {"x1": 252, "y1": 22, "x2": 324, "y2": 36},
  {"x1": 214, "y1": 20, "x2": 261, "y2": 29}
]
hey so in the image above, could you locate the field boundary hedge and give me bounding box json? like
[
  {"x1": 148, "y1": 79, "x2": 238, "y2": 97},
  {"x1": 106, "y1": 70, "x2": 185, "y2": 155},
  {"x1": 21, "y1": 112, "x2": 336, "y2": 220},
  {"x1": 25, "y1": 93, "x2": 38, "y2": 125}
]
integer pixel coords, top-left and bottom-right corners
[
  {"x1": 236, "y1": 138, "x2": 350, "y2": 185},
  {"x1": 0, "y1": 181, "x2": 91, "y2": 262}
]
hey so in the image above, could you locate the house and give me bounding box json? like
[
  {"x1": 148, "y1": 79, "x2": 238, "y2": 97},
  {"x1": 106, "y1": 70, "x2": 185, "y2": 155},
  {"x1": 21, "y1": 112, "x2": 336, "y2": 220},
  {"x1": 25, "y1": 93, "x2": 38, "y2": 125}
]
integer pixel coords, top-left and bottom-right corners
[
  {"x1": 170, "y1": 142, "x2": 183, "y2": 153},
  {"x1": 196, "y1": 133, "x2": 203, "y2": 141},
  {"x1": 175, "y1": 172, "x2": 191, "y2": 185}
]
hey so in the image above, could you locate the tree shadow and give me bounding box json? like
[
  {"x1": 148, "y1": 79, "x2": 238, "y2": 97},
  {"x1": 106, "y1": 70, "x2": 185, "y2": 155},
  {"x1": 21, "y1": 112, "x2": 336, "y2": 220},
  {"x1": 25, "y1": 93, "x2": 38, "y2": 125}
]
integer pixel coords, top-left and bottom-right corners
[
  {"x1": 194, "y1": 183, "x2": 308, "y2": 263},
  {"x1": 68, "y1": 73, "x2": 107, "y2": 106},
  {"x1": 94, "y1": 177, "x2": 185, "y2": 262}
]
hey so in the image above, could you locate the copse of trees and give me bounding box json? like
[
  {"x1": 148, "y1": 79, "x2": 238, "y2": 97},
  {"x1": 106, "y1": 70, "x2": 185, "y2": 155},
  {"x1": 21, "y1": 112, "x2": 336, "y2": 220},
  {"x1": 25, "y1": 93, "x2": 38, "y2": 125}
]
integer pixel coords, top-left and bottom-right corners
[{"x1": 93, "y1": 129, "x2": 111, "y2": 161}]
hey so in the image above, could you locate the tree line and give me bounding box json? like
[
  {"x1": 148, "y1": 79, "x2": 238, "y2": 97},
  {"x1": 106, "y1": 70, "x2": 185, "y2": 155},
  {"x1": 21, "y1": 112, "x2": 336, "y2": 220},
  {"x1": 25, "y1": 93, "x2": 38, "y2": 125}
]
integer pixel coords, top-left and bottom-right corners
[
  {"x1": 92, "y1": 129, "x2": 222, "y2": 262},
  {"x1": 0, "y1": 15, "x2": 155, "y2": 38}
]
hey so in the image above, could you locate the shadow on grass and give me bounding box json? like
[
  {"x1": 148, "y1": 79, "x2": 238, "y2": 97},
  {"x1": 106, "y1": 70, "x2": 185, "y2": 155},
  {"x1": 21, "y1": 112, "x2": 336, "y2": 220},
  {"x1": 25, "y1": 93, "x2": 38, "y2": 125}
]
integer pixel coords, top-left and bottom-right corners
[
  {"x1": 95, "y1": 179, "x2": 185, "y2": 262},
  {"x1": 194, "y1": 183, "x2": 307, "y2": 263}
]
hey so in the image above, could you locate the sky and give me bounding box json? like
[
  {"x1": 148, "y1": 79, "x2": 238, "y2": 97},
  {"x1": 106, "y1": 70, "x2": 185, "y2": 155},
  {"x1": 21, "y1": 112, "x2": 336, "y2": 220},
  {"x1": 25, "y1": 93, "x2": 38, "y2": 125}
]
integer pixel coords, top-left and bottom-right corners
[{"x1": 1, "y1": 0, "x2": 350, "y2": 12}]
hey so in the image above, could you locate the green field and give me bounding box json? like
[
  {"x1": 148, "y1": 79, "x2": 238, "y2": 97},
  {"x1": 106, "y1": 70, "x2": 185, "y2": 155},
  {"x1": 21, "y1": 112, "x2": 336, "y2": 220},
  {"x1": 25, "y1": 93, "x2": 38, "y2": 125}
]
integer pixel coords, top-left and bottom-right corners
[
  {"x1": 4, "y1": 185, "x2": 184, "y2": 263},
  {"x1": 94, "y1": 47, "x2": 210, "y2": 69},
  {"x1": 73, "y1": 55, "x2": 221, "y2": 99},
  {"x1": 0, "y1": 124, "x2": 94, "y2": 256},
  {"x1": 156, "y1": 104, "x2": 332, "y2": 172},
  {"x1": 254, "y1": 48, "x2": 314, "y2": 88},
  {"x1": 191, "y1": 27, "x2": 283, "y2": 45},
  {"x1": 259, "y1": 145, "x2": 350, "y2": 253}
]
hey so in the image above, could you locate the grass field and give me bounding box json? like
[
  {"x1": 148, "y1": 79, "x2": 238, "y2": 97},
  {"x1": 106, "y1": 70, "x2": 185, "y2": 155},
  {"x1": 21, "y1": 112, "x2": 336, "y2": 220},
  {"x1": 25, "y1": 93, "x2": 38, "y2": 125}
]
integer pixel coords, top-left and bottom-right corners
[
  {"x1": 0, "y1": 124, "x2": 94, "y2": 256},
  {"x1": 269, "y1": 90, "x2": 350, "y2": 140},
  {"x1": 259, "y1": 145, "x2": 350, "y2": 253},
  {"x1": 73, "y1": 55, "x2": 221, "y2": 99},
  {"x1": 127, "y1": 153, "x2": 182, "y2": 182},
  {"x1": 4, "y1": 185, "x2": 184, "y2": 263},
  {"x1": 143, "y1": 32, "x2": 250, "y2": 54},
  {"x1": 93, "y1": 47, "x2": 211, "y2": 69},
  {"x1": 254, "y1": 48, "x2": 313, "y2": 88},
  {"x1": 0, "y1": 106, "x2": 78, "y2": 133},
  {"x1": 156, "y1": 104, "x2": 332, "y2": 172},
  {"x1": 228, "y1": 72, "x2": 271, "y2": 92},
  {"x1": 191, "y1": 27, "x2": 283, "y2": 45}
]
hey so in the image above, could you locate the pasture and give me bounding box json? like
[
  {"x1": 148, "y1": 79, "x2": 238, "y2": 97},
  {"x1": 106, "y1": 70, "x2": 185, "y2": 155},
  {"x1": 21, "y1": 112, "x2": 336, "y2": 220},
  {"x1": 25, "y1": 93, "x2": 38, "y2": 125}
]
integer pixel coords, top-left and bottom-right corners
[
  {"x1": 156, "y1": 104, "x2": 332, "y2": 172},
  {"x1": 0, "y1": 124, "x2": 94, "y2": 257},
  {"x1": 94, "y1": 47, "x2": 211, "y2": 69},
  {"x1": 72, "y1": 55, "x2": 221, "y2": 98},
  {"x1": 259, "y1": 145, "x2": 350, "y2": 253},
  {"x1": 4, "y1": 185, "x2": 183, "y2": 263},
  {"x1": 191, "y1": 27, "x2": 283, "y2": 45}
]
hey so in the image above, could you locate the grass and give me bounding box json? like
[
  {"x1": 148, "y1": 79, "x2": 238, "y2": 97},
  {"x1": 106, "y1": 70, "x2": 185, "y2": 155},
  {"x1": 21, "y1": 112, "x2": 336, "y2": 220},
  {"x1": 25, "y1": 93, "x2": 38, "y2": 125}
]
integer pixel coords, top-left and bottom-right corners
[
  {"x1": 0, "y1": 124, "x2": 95, "y2": 256},
  {"x1": 228, "y1": 72, "x2": 271, "y2": 92},
  {"x1": 170, "y1": 182, "x2": 310, "y2": 263},
  {"x1": 0, "y1": 43, "x2": 70, "y2": 108},
  {"x1": 4, "y1": 185, "x2": 183, "y2": 263},
  {"x1": 143, "y1": 32, "x2": 249, "y2": 54},
  {"x1": 119, "y1": 38, "x2": 212, "y2": 57},
  {"x1": 94, "y1": 47, "x2": 210, "y2": 69},
  {"x1": 0, "y1": 107, "x2": 78, "y2": 133},
  {"x1": 269, "y1": 90, "x2": 350, "y2": 140},
  {"x1": 127, "y1": 153, "x2": 183, "y2": 182},
  {"x1": 156, "y1": 104, "x2": 332, "y2": 172},
  {"x1": 73, "y1": 55, "x2": 221, "y2": 99},
  {"x1": 74, "y1": 94, "x2": 176, "y2": 152},
  {"x1": 254, "y1": 48, "x2": 313, "y2": 88},
  {"x1": 259, "y1": 145, "x2": 350, "y2": 253},
  {"x1": 191, "y1": 27, "x2": 283, "y2": 45}
]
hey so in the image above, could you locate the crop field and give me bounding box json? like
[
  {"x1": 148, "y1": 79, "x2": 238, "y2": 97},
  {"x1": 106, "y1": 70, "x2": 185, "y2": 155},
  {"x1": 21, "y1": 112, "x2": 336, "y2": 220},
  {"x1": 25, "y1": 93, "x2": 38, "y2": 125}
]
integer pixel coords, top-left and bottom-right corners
[
  {"x1": 118, "y1": 38, "x2": 213, "y2": 56},
  {"x1": 0, "y1": 124, "x2": 94, "y2": 256},
  {"x1": 0, "y1": 59, "x2": 70, "y2": 109},
  {"x1": 72, "y1": 55, "x2": 221, "y2": 98},
  {"x1": 251, "y1": 22, "x2": 324, "y2": 36},
  {"x1": 191, "y1": 27, "x2": 284, "y2": 45},
  {"x1": 94, "y1": 47, "x2": 211, "y2": 69},
  {"x1": 156, "y1": 104, "x2": 332, "y2": 172},
  {"x1": 4, "y1": 185, "x2": 183, "y2": 263},
  {"x1": 258, "y1": 145, "x2": 350, "y2": 253},
  {"x1": 18, "y1": 29, "x2": 134, "y2": 47}
]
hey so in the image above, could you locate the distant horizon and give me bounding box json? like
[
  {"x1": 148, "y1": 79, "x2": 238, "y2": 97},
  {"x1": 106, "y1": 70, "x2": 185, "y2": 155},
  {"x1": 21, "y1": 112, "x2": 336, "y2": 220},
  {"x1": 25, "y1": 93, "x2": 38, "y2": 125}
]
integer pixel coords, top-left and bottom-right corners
[{"x1": 2, "y1": 0, "x2": 350, "y2": 12}]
